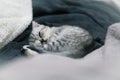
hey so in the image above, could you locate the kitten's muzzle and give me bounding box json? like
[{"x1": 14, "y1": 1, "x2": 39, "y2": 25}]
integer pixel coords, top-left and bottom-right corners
[{"x1": 40, "y1": 39, "x2": 47, "y2": 44}]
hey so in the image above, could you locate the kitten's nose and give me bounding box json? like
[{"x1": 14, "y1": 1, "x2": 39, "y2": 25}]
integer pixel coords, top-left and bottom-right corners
[
  {"x1": 41, "y1": 39, "x2": 47, "y2": 43},
  {"x1": 43, "y1": 39, "x2": 47, "y2": 42}
]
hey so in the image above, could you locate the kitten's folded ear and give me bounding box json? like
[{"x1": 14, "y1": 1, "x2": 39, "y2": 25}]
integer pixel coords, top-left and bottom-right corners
[
  {"x1": 32, "y1": 21, "x2": 49, "y2": 31},
  {"x1": 32, "y1": 21, "x2": 40, "y2": 27}
]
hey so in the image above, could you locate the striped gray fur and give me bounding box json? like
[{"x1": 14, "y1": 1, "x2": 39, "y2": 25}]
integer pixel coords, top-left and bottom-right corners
[{"x1": 24, "y1": 21, "x2": 93, "y2": 58}]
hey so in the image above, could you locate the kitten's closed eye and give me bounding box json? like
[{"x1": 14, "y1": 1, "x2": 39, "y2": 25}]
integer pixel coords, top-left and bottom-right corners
[
  {"x1": 39, "y1": 32, "x2": 42, "y2": 38},
  {"x1": 38, "y1": 32, "x2": 47, "y2": 44}
]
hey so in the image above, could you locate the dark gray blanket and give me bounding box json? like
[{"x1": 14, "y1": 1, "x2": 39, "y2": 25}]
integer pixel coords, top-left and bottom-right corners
[{"x1": 0, "y1": 0, "x2": 120, "y2": 64}]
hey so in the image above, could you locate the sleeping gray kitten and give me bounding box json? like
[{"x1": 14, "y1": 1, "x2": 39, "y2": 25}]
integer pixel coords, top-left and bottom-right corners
[{"x1": 23, "y1": 21, "x2": 93, "y2": 58}]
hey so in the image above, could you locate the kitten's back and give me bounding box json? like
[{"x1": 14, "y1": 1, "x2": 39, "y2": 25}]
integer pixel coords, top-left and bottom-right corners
[{"x1": 49, "y1": 25, "x2": 93, "y2": 58}]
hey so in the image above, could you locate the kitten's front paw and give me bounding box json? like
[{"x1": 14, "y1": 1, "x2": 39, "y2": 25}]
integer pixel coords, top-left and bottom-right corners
[
  {"x1": 23, "y1": 45, "x2": 30, "y2": 50},
  {"x1": 22, "y1": 45, "x2": 39, "y2": 57},
  {"x1": 21, "y1": 45, "x2": 29, "y2": 55}
]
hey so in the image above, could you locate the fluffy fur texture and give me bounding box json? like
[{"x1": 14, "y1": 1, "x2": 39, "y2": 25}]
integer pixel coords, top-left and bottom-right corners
[{"x1": 23, "y1": 21, "x2": 93, "y2": 58}]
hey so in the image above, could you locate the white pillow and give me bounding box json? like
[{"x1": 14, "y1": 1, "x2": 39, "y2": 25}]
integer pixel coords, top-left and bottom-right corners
[{"x1": 0, "y1": 0, "x2": 32, "y2": 49}]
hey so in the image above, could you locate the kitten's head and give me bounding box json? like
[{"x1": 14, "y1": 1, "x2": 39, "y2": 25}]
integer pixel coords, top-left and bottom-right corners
[{"x1": 29, "y1": 21, "x2": 51, "y2": 46}]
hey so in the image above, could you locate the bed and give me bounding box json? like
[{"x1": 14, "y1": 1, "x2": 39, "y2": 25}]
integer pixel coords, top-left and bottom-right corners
[{"x1": 0, "y1": 0, "x2": 120, "y2": 80}]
